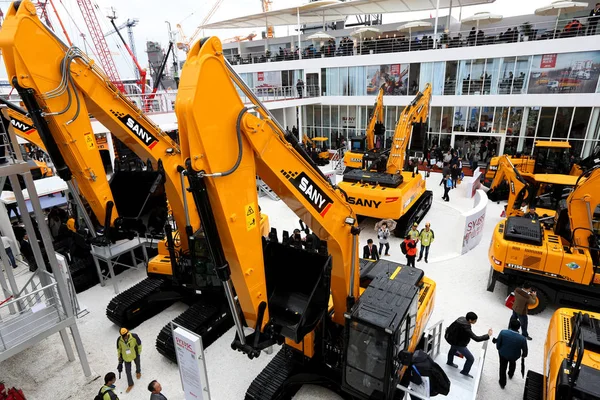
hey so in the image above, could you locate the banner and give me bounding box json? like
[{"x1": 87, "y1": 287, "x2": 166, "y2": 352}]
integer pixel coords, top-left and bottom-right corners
[
  {"x1": 540, "y1": 54, "x2": 557, "y2": 68},
  {"x1": 463, "y1": 167, "x2": 482, "y2": 198},
  {"x1": 366, "y1": 64, "x2": 408, "y2": 95},
  {"x1": 458, "y1": 190, "x2": 488, "y2": 255},
  {"x1": 173, "y1": 327, "x2": 210, "y2": 400},
  {"x1": 255, "y1": 71, "x2": 282, "y2": 88},
  {"x1": 528, "y1": 50, "x2": 600, "y2": 94}
]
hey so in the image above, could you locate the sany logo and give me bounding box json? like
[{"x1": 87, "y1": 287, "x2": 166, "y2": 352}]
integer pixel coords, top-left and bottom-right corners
[
  {"x1": 283, "y1": 170, "x2": 333, "y2": 216},
  {"x1": 10, "y1": 118, "x2": 34, "y2": 134},
  {"x1": 113, "y1": 110, "x2": 159, "y2": 149},
  {"x1": 347, "y1": 196, "x2": 381, "y2": 208}
]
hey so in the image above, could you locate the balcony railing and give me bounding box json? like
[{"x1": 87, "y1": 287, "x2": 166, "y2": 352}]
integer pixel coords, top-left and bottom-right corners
[
  {"x1": 237, "y1": 84, "x2": 320, "y2": 103},
  {"x1": 225, "y1": 16, "x2": 600, "y2": 65}
]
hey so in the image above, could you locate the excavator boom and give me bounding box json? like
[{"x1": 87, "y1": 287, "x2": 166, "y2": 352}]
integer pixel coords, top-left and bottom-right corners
[
  {"x1": 488, "y1": 155, "x2": 531, "y2": 214},
  {"x1": 0, "y1": 2, "x2": 194, "y2": 247},
  {"x1": 386, "y1": 85, "x2": 431, "y2": 174},
  {"x1": 366, "y1": 86, "x2": 384, "y2": 151}
]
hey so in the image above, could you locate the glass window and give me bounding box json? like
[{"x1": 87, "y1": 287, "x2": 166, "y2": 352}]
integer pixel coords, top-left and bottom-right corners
[
  {"x1": 386, "y1": 106, "x2": 396, "y2": 132},
  {"x1": 523, "y1": 138, "x2": 535, "y2": 155},
  {"x1": 470, "y1": 59, "x2": 486, "y2": 95},
  {"x1": 444, "y1": 61, "x2": 458, "y2": 95},
  {"x1": 346, "y1": 322, "x2": 388, "y2": 395},
  {"x1": 331, "y1": 105, "x2": 339, "y2": 132},
  {"x1": 429, "y1": 107, "x2": 442, "y2": 133},
  {"x1": 323, "y1": 106, "x2": 330, "y2": 128},
  {"x1": 571, "y1": 140, "x2": 585, "y2": 157},
  {"x1": 314, "y1": 106, "x2": 322, "y2": 136},
  {"x1": 454, "y1": 106, "x2": 467, "y2": 132},
  {"x1": 339, "y1": 67, "x2": 349, "y2": 96},
  {"x1": 480, "y1": 107, "x2": 494, "y2": 133},
  {"x1": 327, "y1": 67, "x2": 340, "y2": 96},
  {"x1": 526, "y1": 107, "x2": 540, "y2": 137},
  {"x1": 341, "y1": 106, "x2": 348, "y2": 138},
  {"x1": 409, "y1": 63, "x2": 420, "y2": 95},
  {"x1": 356, "y1": 66, "x2": 367, "y2": 96},
  {"x1": 537, "y1": 107, "x2": 556, "y2": 138},
  {"x1": 486, "y1": 58, "x2": 501, "y2": 95},
  {"x1": 570, "y1": 108, "x2": 592, "y2": 139},
  {"x1": 513, "y1": 56, "x2": 531, "y2": 94},
  {"x1": 420, "y1": 62, "x2": 434, "y2": 92},
  {"x1": 507, "y1": 107, "x2": 523, "y2": 136},
  {"x1": 432, "y1": 62, "x2": 445, "y2": 95},
  {"x1": 493, "y1": 107, "x2": 507, "y2": 134},
  {"x1": 305, "y1": 105, "x2": 314, "y2": 134},
  {"x1": 553, "y1": 107, "x2": 573, "y2": 139},
  {"x1": 441, "y1": 107, "x2": 453, "y2": 133},
  {"x1": 467, "y1": 106, "x2": 480, "y2": 132},
  {"x1": 347, "y1": 106, "x2": 357, "y2": 137},
  {"x1": 498, "y1": 57, "x2": 516, "y2": 95},
  {"x1": 321, "y1": 68, "x2": 327, "y2": 96},
  {"x1": 457, "y1": 60, "x2": 471, "y2": 95},
  {"x1": 360, "y1": 106, "x2": 367, "y2": 130}
]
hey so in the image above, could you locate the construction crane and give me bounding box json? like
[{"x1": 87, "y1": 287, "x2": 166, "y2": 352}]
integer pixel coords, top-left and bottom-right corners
[
  {"x1": 105, "y1": 17, "x2": 140, "y2": 77},
  {"x1": 176, "y1": 0, "x2": 224, "y2": 53},
  {"x1": 261, "y1": 0, "x2": 274, "y2": 38},
  {"x1": 76, "y1": 0, "x2": 126, "y2": 93},
  {"x1": 34, "y1": 1, "x2": 52, "y2": 29}
]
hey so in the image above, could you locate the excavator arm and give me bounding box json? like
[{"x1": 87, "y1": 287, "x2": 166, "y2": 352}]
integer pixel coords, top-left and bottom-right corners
[
  {"x1": 365, "y1": 86, "x2": 385, "y2": 151},
  {"x1": 0, "y1": 1, "x2": 194, "y2": 247},
  {"x1": 0, "y1": 101, "x2": 46, "y2": 152},
  {"x1": 177, "y1": 36, "x2": 359, "y2": 331},
  {"x1": 568, "y1": 166, "x2": 600, "y2": 251},
  {"x1": 386, "y1": 84, "x2": 431, "y2": 174},
  {"x1": 489, "y1": 155, "x2": 531, "y2": 215}
]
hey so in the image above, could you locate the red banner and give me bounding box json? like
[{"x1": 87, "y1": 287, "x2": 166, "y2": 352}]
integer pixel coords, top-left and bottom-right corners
[
  {"x1": 257, "y1": 72, "x2": 264, "y2": 81},
  {"x1": 540, "y1": 54, "x2": 557, "y2": 68}
]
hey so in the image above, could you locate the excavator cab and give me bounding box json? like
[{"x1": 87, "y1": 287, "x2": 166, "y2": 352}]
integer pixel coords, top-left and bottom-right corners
[
  {"x1": 343, "y1": 266, "x2": 421, "y2": 399},
  {"x1": 532, "y1": 141, "x2": 571, "y2": 175}
]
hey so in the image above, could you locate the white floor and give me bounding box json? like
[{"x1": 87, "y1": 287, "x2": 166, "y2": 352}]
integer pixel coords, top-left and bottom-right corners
[{"x1": 0, "y1": 171, "x2": 556, "y2": 400}]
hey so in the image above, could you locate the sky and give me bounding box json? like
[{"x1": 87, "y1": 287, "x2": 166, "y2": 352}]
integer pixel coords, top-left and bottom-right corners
[{"x1": 0, "y1": 0, "x2": 582, "y2": 80}]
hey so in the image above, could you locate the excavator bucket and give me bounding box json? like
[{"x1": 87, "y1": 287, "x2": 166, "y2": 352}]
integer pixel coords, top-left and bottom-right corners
[{"x1": 263, "y1": 240, "x2": 332, "y2": 343}]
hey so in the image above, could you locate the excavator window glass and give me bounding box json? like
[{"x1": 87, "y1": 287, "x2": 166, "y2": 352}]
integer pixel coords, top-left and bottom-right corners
[
  {"x1": 533, "y1": 146, "x2": 571, "y2": 174},
  {"x1": 554, "y1": 200, "x2": 571, "y2": 242},
  {"x1": 345, "y1": 320, "x2": 390, "y2": 396}
]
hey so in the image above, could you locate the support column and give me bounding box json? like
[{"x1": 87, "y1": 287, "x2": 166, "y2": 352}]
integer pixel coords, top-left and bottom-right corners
[
  {"x1": 70, "y1": 324, "x2": 92, "y2": 377},
  {"x1": 298, "y1": 105, "x2": 303, "y2": 143},
  {"x1": 517, "y1": 107, "x2": 529, "y2": 153},
  {"x1": 582, "y1": 108, "x2": 599, "y2": 158},
  {"x1": 59, "y1": 328, "x2": 76, "y2": 362},
  {"x1": 433, "y1": 0, "x2": 440, "y2": 48}
]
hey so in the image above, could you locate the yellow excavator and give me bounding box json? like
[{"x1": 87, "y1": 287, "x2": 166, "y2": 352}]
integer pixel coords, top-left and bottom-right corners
[
  {"x1": 339, "y1": 85, "x2": 433, "y2": 237},
  {"x1": 0, "y1": 2, "x2": 266, "y2": 363},
  {"x1": 343, "y1": 85, "x2": 385, "y2": 170},
  {"x1": 523, "y1": 308, "x2": 600, "y2": 400},
  {"x1": 487, "y1": 154, "x2": 581, "y2": 219},
  {"x1": 485, "y1": 140, "x2": 573, "y2": 182},
  {"x1": 487, "y1": 165, "x2": 600, "y2": 315},
  {"x1": 168, "y1": 34, "x2": 436, "y2": 399},
  {"x1": 302, "y1": 135, "x2": 330, "y2": 166}
]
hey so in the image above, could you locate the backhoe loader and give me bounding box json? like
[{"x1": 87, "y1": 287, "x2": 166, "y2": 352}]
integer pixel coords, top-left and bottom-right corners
[
  {"x1": 487, "y1": 165, "x2": 600, "y2": 315},
  {"x1": 339, "y1": 85, "x2": 433, "y2": 237},
  {"x1": 165, "y1": 34, "x2": 436, "y2": 399},
  {"x1": 485, "y1": 140, "x2": 573, "y2": 182},
  {"x1": 343, "y1": 85, "x2": 385, "y2": 170},
  {"x1": 523, "y1": 308, "x2": 600, "y2": 400},
  {"x1": 487, "y1": 154, "x2": 580, "y2": 219},
  {"x1": 0, "y1": 2, "x2": 264, "y2": 363}
]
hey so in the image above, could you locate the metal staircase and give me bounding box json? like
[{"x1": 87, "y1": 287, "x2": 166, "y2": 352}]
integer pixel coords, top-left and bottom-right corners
[
  {"x1": 257, "y1": 177, "x2": 280, "y2": 201},
  {"x1": 331, "y1": 148, "x2": 346, "y2": 175}
]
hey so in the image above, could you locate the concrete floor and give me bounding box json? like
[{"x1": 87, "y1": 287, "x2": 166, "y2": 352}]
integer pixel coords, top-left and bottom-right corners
[{"x1": 0, "y1": 171, "x2": 556, "y2": 400}]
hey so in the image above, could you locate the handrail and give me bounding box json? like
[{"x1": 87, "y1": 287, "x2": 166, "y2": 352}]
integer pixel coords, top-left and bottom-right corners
[{"x1": 224, "y1": 15, "x2": 599, "y2": 65}]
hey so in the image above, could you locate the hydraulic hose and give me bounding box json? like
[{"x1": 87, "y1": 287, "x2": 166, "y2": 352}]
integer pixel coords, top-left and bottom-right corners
[{"x1": 203, "y1": 106, "x2": 246, "y2": 178}]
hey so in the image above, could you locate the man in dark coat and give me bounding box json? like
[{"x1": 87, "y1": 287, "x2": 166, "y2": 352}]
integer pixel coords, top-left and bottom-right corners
[
  {"x1": 446, "y1": 312, "x2": 492, "y2": 378},
  {"x1": 495, "y1": 318, "x2": 528, "y2": 389}
]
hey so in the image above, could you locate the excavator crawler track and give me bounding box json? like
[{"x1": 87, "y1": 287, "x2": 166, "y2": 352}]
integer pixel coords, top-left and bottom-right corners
[
  {"x1": 394, "y1": 190, "x2": 433, "y2": 237},
  {"x1": 245, "y1": 346, "x2": 298, "y2": 400},
  {"x1": 523, "y1": 370, "x2": 544, "y2": 400},
  {"x1": 106, "y1": 277, "x2": 172, "y2": 328},
  {"x1": 155, "y1": 298, "x2": 233, "y2": 363}
]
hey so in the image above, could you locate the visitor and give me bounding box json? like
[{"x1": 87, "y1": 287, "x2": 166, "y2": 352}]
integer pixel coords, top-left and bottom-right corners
[
  {"x1": 148, "y1": 380, "x2": 168, "y2": 400},
  {"x1": 495, "y1": 318, "x2": 528, "y2": 389},
  {"x1": 97, "y1": 372, "x2": 119, "y2": 400},
  {"x1": 442, "y1": 174, "x2": 452, "y2": 202},
  {"x1": 363, "y1": 238, "x2": 379, "y2": 261},
  {"x1": 417, "y1": 223, "x2": 435, "y2": 263},
  {"x1": 588, "y1": 3, "x2": 600, "y2": 35},
  {"x1": 510, "y1": 283, "x2": 537, "y2": 340},
  {"x1": 377, "y1": 222, "x2": 390, "y2": 257},
  {"x1": 408, "y1": 222, "x2": 420, "y2": 241},
  {"x1": 1, "y1": 236, "x2": 17, "y2": 269},
  {"x1": 446, "y1": 312, "x2": 492, "y2": 378},
  {"x1": 402, "y1": 234, "x2": 417, "y2": 267},
  {"x1": 117, "y1": 328, "x2": 143, "y2": 393}
]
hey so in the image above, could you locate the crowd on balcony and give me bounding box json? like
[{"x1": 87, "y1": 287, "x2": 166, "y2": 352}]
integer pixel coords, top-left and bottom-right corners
[{"x1": 226, "y1": 13, "x2": 600, "y2": 66}]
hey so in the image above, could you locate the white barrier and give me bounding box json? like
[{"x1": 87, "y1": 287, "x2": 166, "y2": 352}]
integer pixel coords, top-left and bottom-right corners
[
  {"x1": 456, "y1": 189, "x2": 488, "y2": 255},
  {"x1": 463, "y1": 167, "x2": 482, "y2": 199}
]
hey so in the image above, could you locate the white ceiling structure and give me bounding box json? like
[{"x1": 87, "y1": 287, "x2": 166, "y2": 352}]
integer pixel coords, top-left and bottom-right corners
[{"x1": 201, "y1": 0, "x2": 497, "y2": 29}]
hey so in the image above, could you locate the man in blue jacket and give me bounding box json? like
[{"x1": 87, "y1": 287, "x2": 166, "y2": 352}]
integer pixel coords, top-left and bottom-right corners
[{"x1": 495, "y1": 318, "x2": 528, "y2": 389}]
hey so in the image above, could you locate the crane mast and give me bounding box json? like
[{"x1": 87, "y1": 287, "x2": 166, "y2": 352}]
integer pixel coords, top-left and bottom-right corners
[{"x1": 76, "y1": 0, "x2": 125, "y2": 93}]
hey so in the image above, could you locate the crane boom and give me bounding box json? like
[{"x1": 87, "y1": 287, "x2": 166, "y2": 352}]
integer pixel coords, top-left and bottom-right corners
[{"x1": 76, "y1": 0, "x2": 125, "y2": 93}]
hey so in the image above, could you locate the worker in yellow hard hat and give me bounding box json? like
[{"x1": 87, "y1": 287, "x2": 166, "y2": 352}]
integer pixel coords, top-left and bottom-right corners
[{"x1": 117, "y1": 327, "x2": 142, "y2": 393}]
